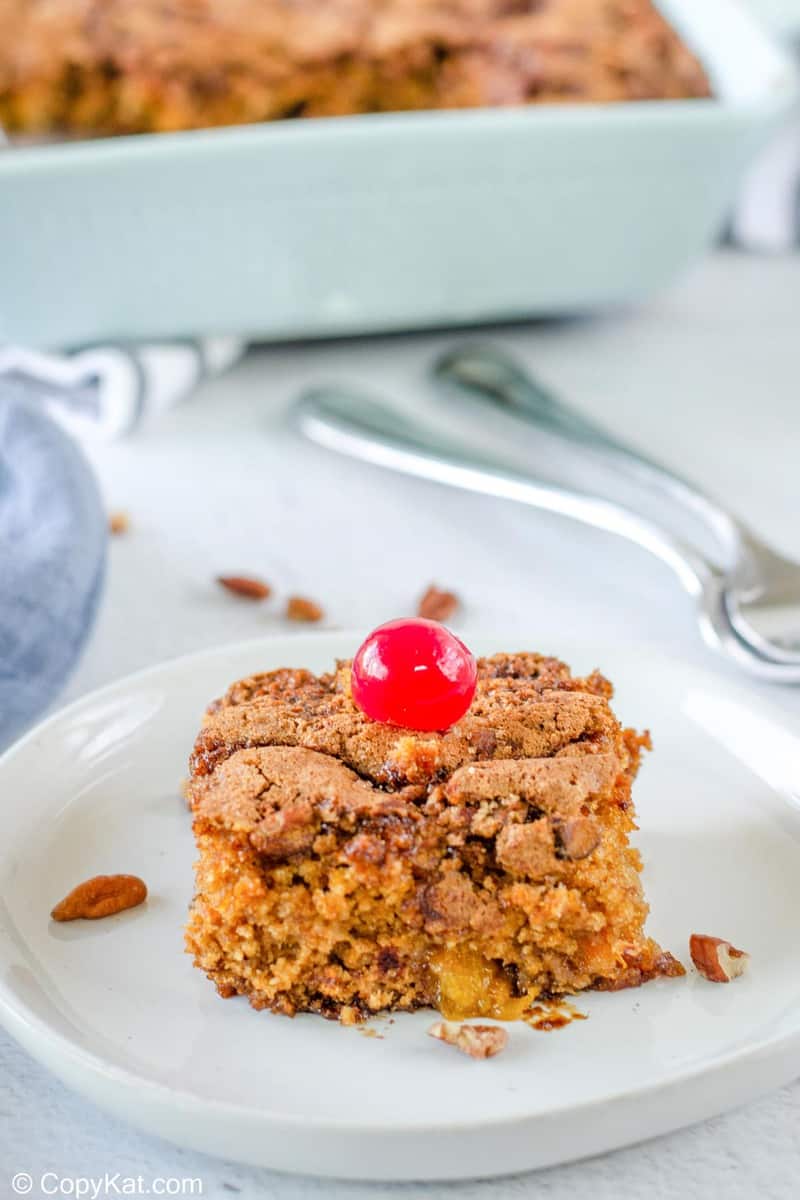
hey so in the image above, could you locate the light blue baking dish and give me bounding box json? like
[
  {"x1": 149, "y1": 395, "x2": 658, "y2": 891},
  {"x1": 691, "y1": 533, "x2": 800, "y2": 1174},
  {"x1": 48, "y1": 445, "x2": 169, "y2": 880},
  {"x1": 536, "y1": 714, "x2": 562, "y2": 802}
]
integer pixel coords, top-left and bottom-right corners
[{"x1": 0, "y1": 0, "x2": 796, "y2": 348}]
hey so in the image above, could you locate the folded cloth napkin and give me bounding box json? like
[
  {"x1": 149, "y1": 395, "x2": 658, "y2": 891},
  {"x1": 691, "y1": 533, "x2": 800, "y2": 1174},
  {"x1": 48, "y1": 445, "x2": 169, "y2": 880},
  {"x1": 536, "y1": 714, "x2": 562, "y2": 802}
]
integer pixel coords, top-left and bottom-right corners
[
  {"x1": 0, "y1": 396, "x2": 106, "y2": 751},
  {"x1": 0, "y1": 337, "x2": 244, "y2": 442},
  {"x1": 0, "y1": 336, "x2": 244, "y2": 750}
]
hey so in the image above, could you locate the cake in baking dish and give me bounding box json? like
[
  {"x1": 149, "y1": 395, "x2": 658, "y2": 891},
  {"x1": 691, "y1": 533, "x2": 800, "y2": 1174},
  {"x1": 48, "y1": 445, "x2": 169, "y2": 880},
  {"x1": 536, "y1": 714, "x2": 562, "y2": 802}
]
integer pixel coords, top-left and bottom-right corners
[
  {"x1": 0, "y1": 0, "x2": 710, "y2": 137},
  {"x1": 185, "y1": 651, "x2": 682, "y2": 1024}
]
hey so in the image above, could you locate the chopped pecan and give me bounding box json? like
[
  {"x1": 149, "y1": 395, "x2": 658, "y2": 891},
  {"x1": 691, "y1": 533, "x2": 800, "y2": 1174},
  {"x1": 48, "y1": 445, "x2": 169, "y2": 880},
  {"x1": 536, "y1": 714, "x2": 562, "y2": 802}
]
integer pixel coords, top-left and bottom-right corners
[
  {"x1": 417, "y1": 585, "x2": 460, "y2": 623},
  {"x1": 555, "y1": 816, "x2": 602, "y2": 860},
  {"x1": 108, "y1": 510, "x2": 129, "y2": 536},
  {"x1": 217, "y1": 575, "x2": 271, "y2": 600},
  {"x1": 428, "y1": 1021, "x2": 508, "y2": 1059},
  {"x1": 51, "y1": 874, "x2": 147, "y2": 921},
  {"x1": 286, "y1": 595, "x2": 324, "y2": 622},
  {"x1": 690, "y1": 934, "x2": 750, "y2": 983}
]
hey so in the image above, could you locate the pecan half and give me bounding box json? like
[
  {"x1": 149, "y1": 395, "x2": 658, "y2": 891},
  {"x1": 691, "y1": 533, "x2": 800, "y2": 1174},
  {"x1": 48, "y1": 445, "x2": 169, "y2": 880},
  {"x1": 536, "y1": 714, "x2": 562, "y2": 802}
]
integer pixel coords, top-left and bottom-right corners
[
  {"x1": 690, "y1": 934, "x2": 750, "y2": 983},
  {"x1": 217, "y1": 575, "x2": 271, "y2": 600},
  {"x1": 417, "y1": 585, "x2": 459, "y2": 623},
  {"x1": 428, "y1": 1021, "x2": 508, "y2": 1059},
  {"x1": 51, "y1": 874, "x2": 147, "y2": 921},
  {"x1": 286, "y1": 595, "x2": 324, "y2": 622}
]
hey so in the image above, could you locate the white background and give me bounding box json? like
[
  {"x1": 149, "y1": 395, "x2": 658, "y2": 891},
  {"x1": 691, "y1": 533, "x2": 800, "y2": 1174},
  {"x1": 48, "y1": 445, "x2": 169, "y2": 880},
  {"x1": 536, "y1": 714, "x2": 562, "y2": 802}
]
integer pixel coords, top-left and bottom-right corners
[{"x1": 2, "y1": 249, "x2": 800, "y2": 1198}]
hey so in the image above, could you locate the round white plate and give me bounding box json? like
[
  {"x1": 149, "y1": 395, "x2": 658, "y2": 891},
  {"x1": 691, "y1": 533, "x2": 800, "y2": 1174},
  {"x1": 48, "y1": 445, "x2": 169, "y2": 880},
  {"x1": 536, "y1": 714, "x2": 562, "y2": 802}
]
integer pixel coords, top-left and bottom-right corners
[{"x1": 1, "y1": 632, "x2": 799, "y2": 1181}]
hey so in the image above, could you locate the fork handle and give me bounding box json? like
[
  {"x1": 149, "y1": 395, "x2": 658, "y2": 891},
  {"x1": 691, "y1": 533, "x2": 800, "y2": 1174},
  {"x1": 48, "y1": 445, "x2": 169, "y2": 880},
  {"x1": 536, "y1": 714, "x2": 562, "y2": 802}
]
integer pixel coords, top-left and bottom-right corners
[
  {"x1": 295, "y1": 385, "x2": 711, "y2": 598},
  {"x1": 294, "y1": 386, "x2": 800, "y2": 683},
  {"x1": 432, "y1": 344, "x2": 752, "y2": 576}
]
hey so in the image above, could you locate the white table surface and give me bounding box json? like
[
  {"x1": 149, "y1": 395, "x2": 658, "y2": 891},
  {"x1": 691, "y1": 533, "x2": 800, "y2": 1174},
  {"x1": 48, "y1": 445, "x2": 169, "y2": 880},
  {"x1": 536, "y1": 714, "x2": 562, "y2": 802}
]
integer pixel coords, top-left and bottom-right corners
[{"x1": 3, "y1": 249, "x2": 800, "y2": 1199}]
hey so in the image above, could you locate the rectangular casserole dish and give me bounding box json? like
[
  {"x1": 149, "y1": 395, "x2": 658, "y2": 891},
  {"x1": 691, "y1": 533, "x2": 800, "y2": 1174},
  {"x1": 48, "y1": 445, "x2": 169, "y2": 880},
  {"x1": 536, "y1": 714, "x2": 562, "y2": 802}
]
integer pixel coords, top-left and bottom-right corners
[{"x1": 0, "y1": 0, "x2": 796, "y2": 348}]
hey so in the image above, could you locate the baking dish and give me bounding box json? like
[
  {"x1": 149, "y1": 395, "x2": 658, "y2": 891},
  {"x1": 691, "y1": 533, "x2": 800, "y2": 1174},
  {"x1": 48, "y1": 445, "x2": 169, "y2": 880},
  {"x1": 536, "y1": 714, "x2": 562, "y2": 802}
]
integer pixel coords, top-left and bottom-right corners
[{"x1": 0, "y1": 0, "x2": 796, "y2": 348}]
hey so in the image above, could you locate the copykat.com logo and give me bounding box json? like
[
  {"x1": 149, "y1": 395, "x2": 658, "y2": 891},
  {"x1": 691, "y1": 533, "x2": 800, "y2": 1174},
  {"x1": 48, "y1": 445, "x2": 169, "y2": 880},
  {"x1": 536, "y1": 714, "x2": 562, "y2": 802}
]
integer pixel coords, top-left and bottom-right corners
[{"x1": 10, "y1": 1173, "x2": 203, "y2": 1197}]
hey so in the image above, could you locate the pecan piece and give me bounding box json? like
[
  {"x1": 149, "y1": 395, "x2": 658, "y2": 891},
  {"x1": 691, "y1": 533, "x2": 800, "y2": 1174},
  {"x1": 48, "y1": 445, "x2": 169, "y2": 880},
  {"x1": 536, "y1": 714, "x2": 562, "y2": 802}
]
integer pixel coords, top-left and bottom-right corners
[
  {"x1": 217, "y1": 575, "x2": 271, "y2": 600},
  {"x1": 690, "y1": 934, "x2": 750, "y2": 983},
  {"x1": 555, "y1": 816, "x2": 602, "y2": 860},
  {"x1": 286, "y1": 595, "x2": 324, "y2": 622},
  {"x1": 51, "y1": 874, "x2": 147, "y2": 921},
  {"x1": 108, "y1": 510, "x2": 130, "y2": 536},
  {"x1": 428, "y1": 1021, "x2": 508, "y2": 1059},
  {"x1": 417, "y1": 585, "x2": 459, "y2": 623}
]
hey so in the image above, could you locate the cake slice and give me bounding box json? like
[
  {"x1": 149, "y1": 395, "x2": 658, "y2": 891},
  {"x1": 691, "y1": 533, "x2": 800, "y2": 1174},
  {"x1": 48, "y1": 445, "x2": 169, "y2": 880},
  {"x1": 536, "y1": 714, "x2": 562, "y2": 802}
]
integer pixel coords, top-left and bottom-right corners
[{"x1": 185, "y1": 651, "x2": 682, "y2": 1023}]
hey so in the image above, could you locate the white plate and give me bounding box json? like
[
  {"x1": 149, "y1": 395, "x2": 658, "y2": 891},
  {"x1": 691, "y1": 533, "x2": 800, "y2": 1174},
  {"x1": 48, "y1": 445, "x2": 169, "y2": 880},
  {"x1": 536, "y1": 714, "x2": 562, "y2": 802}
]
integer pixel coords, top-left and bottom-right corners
[{"x1": 1, "y1": 632, "x2": 799, "y2": 1181}]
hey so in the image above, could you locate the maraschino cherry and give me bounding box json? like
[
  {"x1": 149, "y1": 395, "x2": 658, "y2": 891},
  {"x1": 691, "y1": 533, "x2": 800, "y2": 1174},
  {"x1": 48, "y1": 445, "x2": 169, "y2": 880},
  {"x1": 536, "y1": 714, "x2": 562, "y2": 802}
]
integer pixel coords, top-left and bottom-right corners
[{"x1": 351, "y1": 618, "x2": 477, "y2": 731}]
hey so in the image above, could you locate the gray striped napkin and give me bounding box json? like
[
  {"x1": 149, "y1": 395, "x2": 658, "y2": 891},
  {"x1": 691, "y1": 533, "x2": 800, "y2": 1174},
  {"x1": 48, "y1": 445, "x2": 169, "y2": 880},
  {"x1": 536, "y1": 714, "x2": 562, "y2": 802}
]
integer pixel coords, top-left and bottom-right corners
[{"x1": 0, "y1": 337, "x2": 244, "y2": 443}]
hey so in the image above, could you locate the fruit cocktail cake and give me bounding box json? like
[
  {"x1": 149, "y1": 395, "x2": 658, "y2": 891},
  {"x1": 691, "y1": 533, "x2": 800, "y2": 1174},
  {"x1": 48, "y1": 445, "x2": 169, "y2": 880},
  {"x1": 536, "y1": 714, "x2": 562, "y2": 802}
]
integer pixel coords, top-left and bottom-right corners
[{"x1": 185, "y1": 648, "x2": 682, "y2": 1024}]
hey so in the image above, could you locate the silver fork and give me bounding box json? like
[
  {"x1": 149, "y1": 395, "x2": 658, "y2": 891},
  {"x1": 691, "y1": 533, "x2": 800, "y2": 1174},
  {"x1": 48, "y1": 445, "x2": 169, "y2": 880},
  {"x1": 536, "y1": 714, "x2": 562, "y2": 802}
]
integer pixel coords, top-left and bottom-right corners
[
  {"x1": 293, "y1": 376, "x2": 800, "y2": 684},
  {"x1": 432, "y1": 344, "x2": 800, "y2": 666}
]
